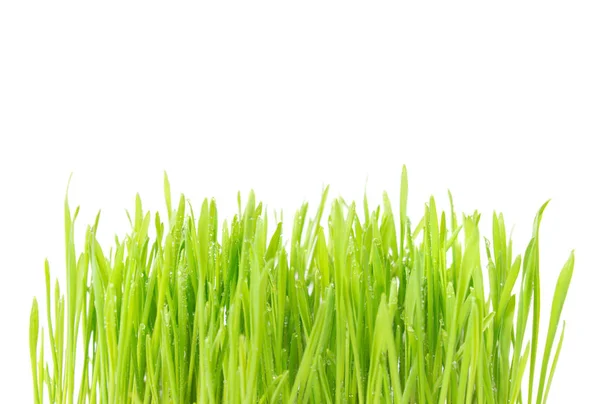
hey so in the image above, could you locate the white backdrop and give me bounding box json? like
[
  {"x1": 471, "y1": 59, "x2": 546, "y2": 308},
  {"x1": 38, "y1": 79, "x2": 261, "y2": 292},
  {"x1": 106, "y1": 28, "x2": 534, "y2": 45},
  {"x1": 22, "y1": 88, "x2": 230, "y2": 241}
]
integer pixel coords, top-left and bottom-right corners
[{"x1": 1, "y1": 2, "x2": 598, "y2": 402}]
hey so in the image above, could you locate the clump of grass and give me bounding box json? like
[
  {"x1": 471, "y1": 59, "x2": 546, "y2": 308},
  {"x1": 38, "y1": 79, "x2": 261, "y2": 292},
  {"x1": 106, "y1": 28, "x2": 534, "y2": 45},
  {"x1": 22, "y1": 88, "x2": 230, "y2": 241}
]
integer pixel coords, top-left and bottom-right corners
[{"x1": 29, "y1": 168, "x2": 573, "y2": 403}]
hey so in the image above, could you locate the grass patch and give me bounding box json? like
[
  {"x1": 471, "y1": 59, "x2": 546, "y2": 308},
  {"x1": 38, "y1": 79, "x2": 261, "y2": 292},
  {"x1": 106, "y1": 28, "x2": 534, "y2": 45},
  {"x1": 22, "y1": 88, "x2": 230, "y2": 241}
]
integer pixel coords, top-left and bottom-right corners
[{"x1": 30, "y1": 167, "x2": 573, "y2": 403}]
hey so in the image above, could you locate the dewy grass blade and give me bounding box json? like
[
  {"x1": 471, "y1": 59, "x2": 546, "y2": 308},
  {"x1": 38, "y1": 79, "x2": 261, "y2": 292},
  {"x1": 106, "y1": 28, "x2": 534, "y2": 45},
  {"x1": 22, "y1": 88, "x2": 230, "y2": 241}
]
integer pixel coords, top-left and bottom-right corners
[
  {"x1": 536, "y1": 252, "x2": 574, "y2": 404},
  {"x1": 30, "y1": 298, "x2": 40, "y2": 404},
  {"x1": 29, "y1": 170, "x2": 574, "y2": 403}
]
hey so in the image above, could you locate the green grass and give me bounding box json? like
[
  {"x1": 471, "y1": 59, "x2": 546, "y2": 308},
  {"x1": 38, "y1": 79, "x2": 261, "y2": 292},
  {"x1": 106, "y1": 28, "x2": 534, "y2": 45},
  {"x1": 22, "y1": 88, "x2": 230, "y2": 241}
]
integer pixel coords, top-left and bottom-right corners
[{"x1": 29, "y1": 168, "x2": 574, "y2": 403}]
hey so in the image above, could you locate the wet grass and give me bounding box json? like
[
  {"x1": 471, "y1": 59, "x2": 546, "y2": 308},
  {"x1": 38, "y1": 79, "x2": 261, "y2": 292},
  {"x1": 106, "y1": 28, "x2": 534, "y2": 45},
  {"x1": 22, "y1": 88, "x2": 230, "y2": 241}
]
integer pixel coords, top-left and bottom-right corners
[{"x1": 30, "y1": 167, "x2": 573, "y2": 403}]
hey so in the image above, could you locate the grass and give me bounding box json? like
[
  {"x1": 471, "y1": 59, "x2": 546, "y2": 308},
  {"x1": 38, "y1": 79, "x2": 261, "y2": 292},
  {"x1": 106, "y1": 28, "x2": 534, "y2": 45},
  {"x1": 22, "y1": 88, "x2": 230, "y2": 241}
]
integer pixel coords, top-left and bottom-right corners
[{"x1": 29, "y1": 167, "x2": 574, "y2": 403}]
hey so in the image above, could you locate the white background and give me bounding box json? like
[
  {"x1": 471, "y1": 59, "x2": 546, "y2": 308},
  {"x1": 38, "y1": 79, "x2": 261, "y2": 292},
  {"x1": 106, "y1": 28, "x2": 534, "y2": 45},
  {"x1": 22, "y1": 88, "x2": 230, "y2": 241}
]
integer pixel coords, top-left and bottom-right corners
[{"x1": 1, "y1": 2, "x2": 598, "y2": 402}]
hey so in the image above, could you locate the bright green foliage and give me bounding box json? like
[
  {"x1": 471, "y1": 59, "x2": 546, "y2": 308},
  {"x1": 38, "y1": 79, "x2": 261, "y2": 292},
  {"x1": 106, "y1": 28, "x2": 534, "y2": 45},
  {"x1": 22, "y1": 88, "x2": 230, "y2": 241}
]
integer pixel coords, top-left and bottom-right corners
[{"x1": 29, "y1": 169, "x2": 574, "y2": 403}]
